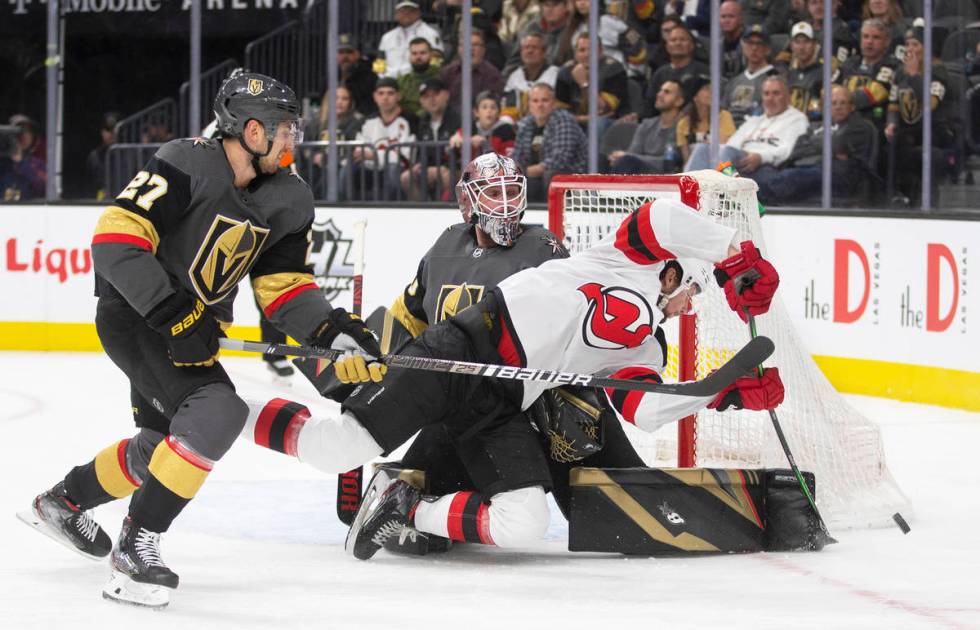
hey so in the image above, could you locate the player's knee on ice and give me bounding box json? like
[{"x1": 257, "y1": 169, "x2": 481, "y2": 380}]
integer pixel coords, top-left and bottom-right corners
[
  {"x1": 488, "y1": 486, "x2": 550, "y2": 548},
  {"x1": 170, "y1": 382, "x2": 249, "y2": 461}
]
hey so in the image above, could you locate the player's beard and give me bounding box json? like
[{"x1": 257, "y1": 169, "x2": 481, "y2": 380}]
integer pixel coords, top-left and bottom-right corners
[{"x1": 257, "y1": 152, "x2": 281, "y2": 174}]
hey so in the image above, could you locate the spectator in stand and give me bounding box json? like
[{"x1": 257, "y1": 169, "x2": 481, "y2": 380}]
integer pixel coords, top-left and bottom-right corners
[
  {"x1": 667, "y1": 0, "x2": 712, "y2": 36},
  {"x1": 720, "y1": 0, "x2": 746, "y2": 79},
  {"x1": 863, "y1": 0, "x2": 908, "y2": 59},
  {"x1": 885, "y1": 25, "x2": 954, "y2": 206},
  {"x1": 742, "y1": 0, "x2": 792, "y2": 36},
  {"x1": 647, "y1": 15, "x2": 685, "y2": 69},
  {"x1": 141, "y1": 119, "x2": 172, "y2": 144},
  {"x1": 401, "y1": 78, "x2": 461, "y2": 201},
  {"x1": 754, "y1": 85, "x2": 877, "y2": 204},
  {"x1": 722, "y1": 24, "x2": 780, "y2": 126},
  {"x1": 806, "y1": 0, "x2": 857, "y2": 65},
  {"x1": 607, "y1": 79, "x2": 687, "y2": 174},
  {"x1": 556, "y1": 32, "x2": 631, "y2": 135},
  {"x1": 344, "y1": 77, "x2": 418, "y2": 201},
  {"x1": 440, "y1": 8, "x2": 507, "y2": 71},
  {"x1": 1, "y1": 114, "x2": 46, "y2": 201},
  {"x1": 779, "y1": 21, "x2": 828, "y2": 122},
  {"x1": 502, "y1": 31, "x2": 561, "y2": 121},
  {"x1": 499, "y1": 0, "x2": 542, "y2": 48},
  {"x1": 512, "y1": 82, "x2": 587, "y2": 201},
  {"x1": 312, "y1": 84, "x2": 365, "y2": 142},
  {"x1": 558, "y1": 0, "x2": 592, "y2": 64},
  {"x1": 86, "y1": 111, "x2": 119, "y2": 200},
  {"x1": 338, "y1": 33, "x2": 379, "y2": 117},
  {"x1": 645, "y1": 24, "x2": 709, "y2": 117},
  {"x1": 441, "y1": 30, "x2": 504, "y2": 104},
  {"x1": 378, "y1": 1, "x2": 444, "y2": 79},
  {"x1": 675, "y1": 75, "x2": 736, "y2": 167},
  {"x1": 504, "y1": 0, "x2": 573, "y2": 75},
  {"x1": 835, "y1": 18, "x2": 900, "y2": 133},
  {"x1": 399, "y1": 37, "x2": 442, "y2": 117},
  {"x1": 450, "y1": 91, "x2": 517, "y2": 157},
  {"x1": 688, "y1": 75, "x2": 809, "y2": 181},
  {"x1": 597, "y1": 0, "x2": 649, "y2": 80}
]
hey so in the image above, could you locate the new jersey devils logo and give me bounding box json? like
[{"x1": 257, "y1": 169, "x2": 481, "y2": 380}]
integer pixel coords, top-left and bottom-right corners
[{"x1": 578, "y1": 283, "x2": 654, "y2": 349}]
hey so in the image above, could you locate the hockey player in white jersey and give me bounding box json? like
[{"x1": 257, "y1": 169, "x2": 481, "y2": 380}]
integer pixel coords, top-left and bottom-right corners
[{"x1": 242, "y1": 167, "x2": 784, "y2": 559}]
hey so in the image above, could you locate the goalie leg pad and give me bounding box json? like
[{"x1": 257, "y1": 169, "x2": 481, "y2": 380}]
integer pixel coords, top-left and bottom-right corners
[{"x1": 763, "y1": 469, "x2": 826, "y2": 551}]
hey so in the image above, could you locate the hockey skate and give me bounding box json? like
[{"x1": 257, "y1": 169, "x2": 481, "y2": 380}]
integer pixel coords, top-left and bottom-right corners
[
  {"x1": 384, "y1": 525, "x2": 452, "y2": 556},
  {"x1": 102, "y1": 516, "x2": 178, "y2": 609},
  {"x1": 16, "y1": 481, "x2": 112, "y2": 561},
  {"x1": 345, "y1": 470, "x2": 421, "y2": 561}
]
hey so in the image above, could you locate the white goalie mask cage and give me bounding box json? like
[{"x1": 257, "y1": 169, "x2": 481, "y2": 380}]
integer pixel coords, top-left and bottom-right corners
[{"x1": 455, "y1": 153, "x2": 527, "y2": 247}]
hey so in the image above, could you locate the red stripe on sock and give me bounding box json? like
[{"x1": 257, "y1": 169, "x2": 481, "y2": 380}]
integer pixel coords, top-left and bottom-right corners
[
  {"x1": 165, "y1": 435, "x2": 214, "y2": 472},
  {"x1": 476, "y1": 502, "x2": 494, "y2": 546},
  {"x1": 254, "y1": 398, "x2": 288, "y2": 449},
  {"x1": 446, "y1": 491, "x2": 474, "y2": 542},
  {"x1": 282, "y1": 406, "x2": 311, "y2": 458},
  {"x1": 116, "y1": 438, "x2": 141, "y2": 487}
]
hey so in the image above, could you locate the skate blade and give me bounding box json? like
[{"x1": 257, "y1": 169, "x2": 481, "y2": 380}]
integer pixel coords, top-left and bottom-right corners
[
  {"x1": 102, "y1": 571, "x2": 172, "y2": 610},
  {"x1": 344, "y1": 470, "x2": 390, "y2": 557},
  {"x1": 15, "y1": 509, "x2": 106, "y2": 562}
]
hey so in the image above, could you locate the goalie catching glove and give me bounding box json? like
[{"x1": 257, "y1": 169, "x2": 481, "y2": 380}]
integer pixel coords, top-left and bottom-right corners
[
  {"x1": 709, "y1": 367, "x2": 784, "y2": 411},
  {"x1": 312, "y1": 308, "x2": 387, "y2": 384},
  {"x1": 714, "y1": 241, "x2": 779, "y2": 323},
  {"x1": 145, "y1": 289, "x2": 222, "y2": 367}
]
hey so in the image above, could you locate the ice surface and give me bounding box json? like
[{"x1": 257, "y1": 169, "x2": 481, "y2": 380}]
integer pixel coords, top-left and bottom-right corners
[{"x1": 1, "y1": 352, "x2": 978, "y2": 629}]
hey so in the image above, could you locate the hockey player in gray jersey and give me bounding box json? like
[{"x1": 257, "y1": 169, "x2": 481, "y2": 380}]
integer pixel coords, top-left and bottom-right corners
[{"x1": 19, "y1": 72, "x2": 384, "y2": 608}]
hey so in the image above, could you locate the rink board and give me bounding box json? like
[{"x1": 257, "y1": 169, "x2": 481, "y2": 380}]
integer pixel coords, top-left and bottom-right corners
[{"x1": 0, "y1": 204, "x2": 976, "y2": 410}]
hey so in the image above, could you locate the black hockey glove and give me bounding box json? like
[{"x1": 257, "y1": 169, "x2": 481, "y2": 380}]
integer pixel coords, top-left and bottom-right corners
[
  {"x1": 145, "y1": 290, "x2": 222, "y2": 367},
  {"x1": 311, "y1": 308, "x2": 387, "y2": 384}
]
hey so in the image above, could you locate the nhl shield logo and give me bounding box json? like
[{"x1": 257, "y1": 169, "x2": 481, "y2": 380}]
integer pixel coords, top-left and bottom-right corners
[
  {"x1": 247, "y1": 78, "x2": 264, "y2": 96},
  {"x1": 189, "y1": 215, "x2": 270, "y2": 304}
]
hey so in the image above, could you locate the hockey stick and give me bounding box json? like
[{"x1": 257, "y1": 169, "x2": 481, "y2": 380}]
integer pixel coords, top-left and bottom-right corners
[
  {"x1": 746, "y1": 313, "x2": 837, "y2": 547},
  {"x1": 220, "y1": 335, "x2": 775, "y2": 397},
  {"x1": 336, "y1": 220, "x2": 367, "y2": 527}
]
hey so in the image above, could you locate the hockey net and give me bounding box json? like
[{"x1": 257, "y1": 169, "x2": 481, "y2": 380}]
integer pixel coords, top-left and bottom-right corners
[{"x1": 548, "y1": 171, "x2": 910, "y2": 529}]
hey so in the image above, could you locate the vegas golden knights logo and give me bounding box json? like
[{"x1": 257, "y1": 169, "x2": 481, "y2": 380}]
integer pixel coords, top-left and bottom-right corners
[
  {"x1": 435, "y1": 283, "x2": 484, "y2": 322},
  {"x1": 190, "y1": 215, "x2": 270, "y2": 304},
  {"x1": 247, "y1": 78, "x2": 264, "y2": 95},
  {"x1": 898, "y1": 88, "x2": 921, "y2": 124}
]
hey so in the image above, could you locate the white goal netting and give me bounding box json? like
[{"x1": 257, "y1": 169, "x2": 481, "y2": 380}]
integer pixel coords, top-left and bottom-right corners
[{"x1": 551, "y1": 170, "x2": 911, "y2": 529}]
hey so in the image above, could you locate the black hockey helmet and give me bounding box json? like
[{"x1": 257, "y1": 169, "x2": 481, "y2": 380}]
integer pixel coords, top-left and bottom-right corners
[{"x1": 212, "y1": 71, "x2": 302, "y2": 156}]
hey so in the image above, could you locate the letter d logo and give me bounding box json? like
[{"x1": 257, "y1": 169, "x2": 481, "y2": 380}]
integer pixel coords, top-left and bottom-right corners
[
  {"x1": 833, "y1": 239, "x2": 869, "y2": 323},
  {"x1": 926, "y1": 243, "x2": 958, "y2": 332}
]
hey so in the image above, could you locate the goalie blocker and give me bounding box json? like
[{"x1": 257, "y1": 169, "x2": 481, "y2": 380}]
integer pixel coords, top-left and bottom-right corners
[{"x1": 568, "y1": 467, "x2": 826, "y2": 554}]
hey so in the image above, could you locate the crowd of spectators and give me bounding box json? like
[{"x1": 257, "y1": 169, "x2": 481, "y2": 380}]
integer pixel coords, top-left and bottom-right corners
[
  {"x1": 293, "y1": 0, "x2": 979, "y2": 207},
  {"x1": 6, "y1": 0, "x2": 979, "y2": 207}
]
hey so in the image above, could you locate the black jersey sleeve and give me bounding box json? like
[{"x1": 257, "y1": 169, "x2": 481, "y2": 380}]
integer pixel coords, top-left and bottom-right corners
[
  {"x1": 91, "y1": 144, "x2": 193, "y2": 316},
  {"x1": 389, "y1": 257, "x2": 430, "y2": 338},
  {"x1": 251, "y1": 213, "x2": 333, "y2": 343}
]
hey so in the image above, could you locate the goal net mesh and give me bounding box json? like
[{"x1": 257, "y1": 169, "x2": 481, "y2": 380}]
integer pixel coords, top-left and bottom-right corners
[{"x1": 551, "y1": 170, "x2": 910, "y2": 529}]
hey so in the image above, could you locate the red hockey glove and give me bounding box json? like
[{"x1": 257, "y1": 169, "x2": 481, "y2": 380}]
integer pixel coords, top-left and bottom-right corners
[
  {"x1": 708, "y1": 368, "x2": 784, "y2": 412},
  {"x1": 713, "y1": 241, "x2": 780, "y2": 323}
]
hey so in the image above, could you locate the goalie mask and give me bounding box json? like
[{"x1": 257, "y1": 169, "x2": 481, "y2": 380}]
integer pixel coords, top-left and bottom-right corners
[
  {"x1": 529, "y1": 386, "x2": 606, "y2": 463},
  {"x1": 456, "y1": 153, "x2": 527, "y2": 247},
  {"x1": 657, "y1": 258, "x2": 713, "y2": 317}
]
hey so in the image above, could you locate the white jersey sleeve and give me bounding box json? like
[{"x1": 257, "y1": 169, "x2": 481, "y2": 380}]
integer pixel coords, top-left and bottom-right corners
[{"x1": 496, "y1": 197, "x2": 738, "y2": 411}]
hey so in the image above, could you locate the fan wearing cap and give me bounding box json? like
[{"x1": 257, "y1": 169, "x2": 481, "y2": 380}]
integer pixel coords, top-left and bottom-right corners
[
  {"x1": 400, "y1": 77, "x2": 462, "y2": 201},
  {"x1": 378, "y1": 1, "x2": 444, "y2": 79},
  {"x1": 336, "y1": 33, "x2": 380, "y2": 117},
  {"x1": 1, "y1": 114, "x2": 46, "y2": 201},
  {"x1": 778, "y1": 22, "x2": 830, "y2": 120},
  {"x1": 20, "y1": 72, "x2": 386, "y2": 608},
  {"x1": 884, "y1": 23, "x2": 954, "y2": 205},
  {"x1": 721, "y1": 23, "x2": 780, "y2": 126}
]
